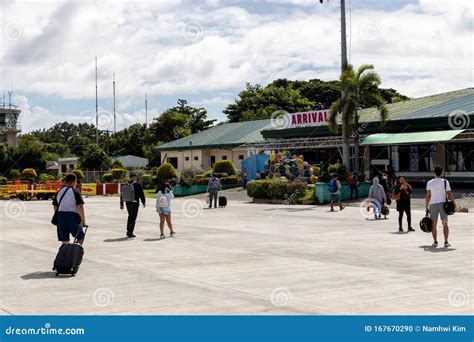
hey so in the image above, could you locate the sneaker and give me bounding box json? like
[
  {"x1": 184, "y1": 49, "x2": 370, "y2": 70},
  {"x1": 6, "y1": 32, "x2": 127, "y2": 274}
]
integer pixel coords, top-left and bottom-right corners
[
  {"x1": 160, "y1": 234, "x2": 165, "y2": 240},
  {"x1": 374, "y1": 215, "x2": 378, "y2": 220},
  {"x1": 432, "y1": 241, "x2": 438, "y2": 247},
  {"x1": 444, "y1": 241, "x2": 451, "y2": 248},
  {"x1": 399, "y1": 227, "x2": 404, "y2": 232},
  {"x1": 330, "y1": 208, "x2": 335, "y2": 212},
  {"x1": 378, "y1": 214, "x2": 382, "y2": 219},
  {"x1": 408, "y1": 227, "x2": 415, "y2": 232},
  {"x1": 126, "y1": 232, "x2": 135, "y2": 238},
  {"x1": 170, "y1": 231, "x2": 176, "y2": 237},
  {"x1": 339, "y1": 206, "x2": 345, "y2": 211}
]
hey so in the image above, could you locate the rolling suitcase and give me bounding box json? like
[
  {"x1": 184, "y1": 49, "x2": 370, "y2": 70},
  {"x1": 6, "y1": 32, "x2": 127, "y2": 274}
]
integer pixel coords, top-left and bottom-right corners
[
  {"x1": 53, "y1": 225, "x2": 88, "y2": 277},
  {"x1": 218, "y1": 196, "x2": 227, "y2": 208}
]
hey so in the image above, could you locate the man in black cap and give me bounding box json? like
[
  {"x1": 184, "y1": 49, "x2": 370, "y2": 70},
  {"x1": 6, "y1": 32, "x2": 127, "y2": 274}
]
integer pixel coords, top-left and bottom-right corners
[{"x1": 120, "y1": 172, "x2": 146, "y2": 238}]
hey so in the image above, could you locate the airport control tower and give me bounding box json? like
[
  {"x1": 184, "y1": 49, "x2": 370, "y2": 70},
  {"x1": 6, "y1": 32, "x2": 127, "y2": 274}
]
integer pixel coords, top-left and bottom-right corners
[{"x1": 0, "y1": 92, "x2": 21, "y2": 147}]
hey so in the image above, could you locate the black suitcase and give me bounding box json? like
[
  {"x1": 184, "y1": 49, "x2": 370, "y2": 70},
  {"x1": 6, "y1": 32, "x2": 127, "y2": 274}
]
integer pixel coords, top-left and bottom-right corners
[
  {"x1": 53, "y1": 226, "x2": 88, "y2": 276},
  {"x1": 219, "y1": 196, "x2": 227, "y2": 207}
]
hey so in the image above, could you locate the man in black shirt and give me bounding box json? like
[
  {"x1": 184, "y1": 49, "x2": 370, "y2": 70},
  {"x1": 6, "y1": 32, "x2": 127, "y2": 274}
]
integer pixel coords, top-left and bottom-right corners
[{"x1": 120, "y1": 173, "x2": 146, "y2": 238}]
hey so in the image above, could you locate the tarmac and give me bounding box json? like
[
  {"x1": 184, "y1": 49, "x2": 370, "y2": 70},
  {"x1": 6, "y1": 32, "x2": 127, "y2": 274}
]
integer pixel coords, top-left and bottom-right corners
[{"x1": 0, "y1": 188, "x2": 472, "y2": 315}]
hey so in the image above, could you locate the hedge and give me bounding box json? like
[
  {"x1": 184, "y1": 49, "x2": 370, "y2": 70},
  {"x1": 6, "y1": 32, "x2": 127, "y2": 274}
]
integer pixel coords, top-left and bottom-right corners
[{"x1": 213, "y1": 160, "x2": 236, "y2": 176}]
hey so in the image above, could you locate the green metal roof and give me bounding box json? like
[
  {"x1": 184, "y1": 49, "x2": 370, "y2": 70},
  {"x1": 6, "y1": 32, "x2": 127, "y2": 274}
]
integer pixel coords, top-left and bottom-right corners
[
  {"x1": 155, "y1": 119, "x2": 272, "y2": 151},
  {"x1": 361, "y1": 130, "x2": 465, "y2": 146},
  {"x1": 358, "y1": 88, "x2": 474, "y2": 122}
]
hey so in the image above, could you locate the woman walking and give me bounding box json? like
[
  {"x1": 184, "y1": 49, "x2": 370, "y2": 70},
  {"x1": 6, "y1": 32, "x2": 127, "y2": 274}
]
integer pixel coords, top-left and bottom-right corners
[
  {"x1": 393, "y1": 176, "x2": 414, "y2": 232},
  {"x1": 368, "y1": 177, "x2": 387, "y2": 220},
  {"x1": 156, "y1": 182, "x2": 176, "y2": 239}
]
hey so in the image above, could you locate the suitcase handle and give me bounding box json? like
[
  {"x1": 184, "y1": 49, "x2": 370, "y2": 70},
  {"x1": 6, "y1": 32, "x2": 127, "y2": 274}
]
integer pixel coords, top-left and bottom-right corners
[{"x1": 73, "y1": 225, "x2": 88, "y2": 244}]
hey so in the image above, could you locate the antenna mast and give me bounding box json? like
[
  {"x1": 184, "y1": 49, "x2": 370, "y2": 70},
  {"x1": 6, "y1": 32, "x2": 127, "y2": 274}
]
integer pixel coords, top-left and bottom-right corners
[
  {"x1": 113, "y1": 73, "x2": 116, "y2": 134},
  {"x1": 145, "y1": 93, "x2": 148, "y2": 129},
  {"x1": 95, "y1": 56, "x2": 99, "y2": 144}
]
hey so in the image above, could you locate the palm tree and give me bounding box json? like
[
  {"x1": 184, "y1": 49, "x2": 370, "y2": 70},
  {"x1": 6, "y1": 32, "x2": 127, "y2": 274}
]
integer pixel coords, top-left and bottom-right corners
[{"x1": 328, "y1": 64, "x2": 388, "y2": 172}]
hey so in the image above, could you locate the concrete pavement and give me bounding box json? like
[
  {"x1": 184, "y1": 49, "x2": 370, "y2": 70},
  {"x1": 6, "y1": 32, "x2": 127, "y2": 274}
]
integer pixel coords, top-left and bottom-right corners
[{"x1": 1, "y1": 190, "x2": 472, "y2": 315}]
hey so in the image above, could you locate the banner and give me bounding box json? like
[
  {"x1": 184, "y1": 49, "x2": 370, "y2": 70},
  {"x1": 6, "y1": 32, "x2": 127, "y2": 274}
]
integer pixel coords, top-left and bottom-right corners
[
  {"x1": 80, "y1": 183, "x2": 97, "y2": 196},
  {"x1": 285, "y1": 109, "x2": 329, "y2": 128}
]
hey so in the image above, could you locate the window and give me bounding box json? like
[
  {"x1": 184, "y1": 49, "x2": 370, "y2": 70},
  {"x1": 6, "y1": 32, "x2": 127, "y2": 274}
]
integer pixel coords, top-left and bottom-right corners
[
  {"x1": 446, "y1": 143, "x2": 473, "y2": 172},
  {"x1": 371, "y1": 146, "x2": 389, "y2": 159},
  {"x1": 194, "y1": 156, "x2": 198, "y2": 161},
  {"x1": 398, "y1": 145, "x2": 436, "y2": 172},
  {"x1": 185, "y1": 156, "x2": 190, "y2": 161},
  {"x1": 0, "y1": 114, "x2": 5, "y2": 125},
  {"x1": 222, "y1": 156, "x2": 227, "y2": 160},
  {"x1": 238, "y1": 155, "x2": 244, "y2": 160},
  {"x1": 167, "y1": 157, "x2": 178, "y2": 169},
  {"x1": 210, "y1": 156, "x2": 216, "y2": 166}
]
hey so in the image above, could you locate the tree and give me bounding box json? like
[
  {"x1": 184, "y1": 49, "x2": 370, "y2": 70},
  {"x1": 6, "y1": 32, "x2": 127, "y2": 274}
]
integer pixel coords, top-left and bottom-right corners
[
  {"x1": 328, "y1": 64, "x2": 388, "y2": 172},
  {"x1": 79, "y1": 144, "x2": 112, "y2": 170},
  {"x1": 148, "y1": 110, "x2": 191, "y2": 142},
  {"x1": 224, "y1": 83, "x2": 314, "y2": 122},
  {"x1": 171, "y1": 99, "x2": 216, "y2": 133},
  {"x1": 7, "y1": 134, "x2": 47, "y2": 172}
]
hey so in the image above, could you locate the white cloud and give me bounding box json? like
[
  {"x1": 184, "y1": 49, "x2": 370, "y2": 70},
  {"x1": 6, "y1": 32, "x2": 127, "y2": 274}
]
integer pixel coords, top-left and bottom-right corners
[{"x1": 2, "y1": 0, "x2": 473, "y2": 131}]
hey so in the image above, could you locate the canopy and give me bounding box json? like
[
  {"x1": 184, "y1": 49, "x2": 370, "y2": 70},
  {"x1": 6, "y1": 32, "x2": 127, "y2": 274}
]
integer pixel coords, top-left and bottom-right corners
[{"x1": 361, "y1": 130, "x2": 464, "y2": 146}]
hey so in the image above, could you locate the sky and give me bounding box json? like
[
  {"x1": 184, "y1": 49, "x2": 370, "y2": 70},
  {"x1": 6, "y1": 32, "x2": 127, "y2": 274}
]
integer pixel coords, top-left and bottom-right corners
[{"x1": 0, "y1": 0, "x2": 472, "y2": 133}]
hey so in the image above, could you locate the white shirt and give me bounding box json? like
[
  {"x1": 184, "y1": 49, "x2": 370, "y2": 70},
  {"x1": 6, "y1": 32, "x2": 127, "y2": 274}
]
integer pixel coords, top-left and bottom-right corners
[{"x1": 426, "y1": 178, "x2": 451, "y2": 205}]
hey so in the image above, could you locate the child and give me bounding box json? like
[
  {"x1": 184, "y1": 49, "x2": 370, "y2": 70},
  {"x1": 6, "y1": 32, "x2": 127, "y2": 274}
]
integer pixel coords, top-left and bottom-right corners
[
  {"x1": 156, "y1": 182, "x2": 175, "y2": 239},
  {"x1": 368, "y1": 177, "x2": 387, "y2": 219}
]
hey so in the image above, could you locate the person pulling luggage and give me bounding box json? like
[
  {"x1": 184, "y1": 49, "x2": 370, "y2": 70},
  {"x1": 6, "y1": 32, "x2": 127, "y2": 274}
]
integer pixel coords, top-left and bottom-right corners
[
  {"x1": 52, "y1": 173, "x2": 86, "y2": 245},
  {"x1": 207, "y1": 174, "x2": 221, "y2": 209},
  {"x1": 120, "y1": 172, "x2": 146, "y2": 238}
]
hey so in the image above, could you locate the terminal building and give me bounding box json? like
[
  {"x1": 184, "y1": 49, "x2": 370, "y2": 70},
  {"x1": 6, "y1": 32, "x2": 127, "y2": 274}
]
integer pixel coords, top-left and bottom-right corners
[{"x1": 155, "y1": 88, "x2": 474, "y2": 185}]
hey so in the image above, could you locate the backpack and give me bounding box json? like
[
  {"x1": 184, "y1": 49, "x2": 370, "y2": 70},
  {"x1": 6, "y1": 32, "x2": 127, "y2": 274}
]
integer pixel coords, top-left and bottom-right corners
[
  {"x1": 328, "y1": 179, "x2": 337, "y2": 193},
  {"x1": 158, "y1": 193, "x2": 169, "y2": 208},
  {"x1": 121, "y1": 182, "x2": 135, "y2": 202}
]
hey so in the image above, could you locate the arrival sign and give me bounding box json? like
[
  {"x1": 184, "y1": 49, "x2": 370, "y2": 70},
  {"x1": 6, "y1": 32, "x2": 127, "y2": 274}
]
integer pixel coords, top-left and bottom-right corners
[{"x1": 286, "y1": 109, "x2": 329, "y2": 128}]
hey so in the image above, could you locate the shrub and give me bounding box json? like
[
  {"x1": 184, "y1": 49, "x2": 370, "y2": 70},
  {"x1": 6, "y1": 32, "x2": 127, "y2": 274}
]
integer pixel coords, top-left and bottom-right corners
[
  {"x1": 71, "y1": 169, "x2": 84, "y2": 181},
  {"x1": 180, "y1": 167, "x2": 196, "y2": 187},
  {"x1": 102, "y1": 173, "x2": 114, "y2": 183},
  {"x1": 140, "y1": 174, "x2": 154, "y2": 189},
  {"x1": 213, "y1": 160, "x2": 236, "y2": 175},
  {"x1": 202, "y1": 169, "x2": 213, "y2": 178},
  {"x1": 192, "y1": 177, "x2": 210, "y2": 185},
  {"x1": 312, "y1": 166, "x2": 321, "y2": 177},
  {"x1": 154, "y1": 163, "x2": 177, "y2": 188},
  {"x1": 112, "y1": 159, "x2": 124, "y2": 168},
  {"x1": 21, "y1": 168, "x2": 37, "y2": 180},
  {"x1": 328, "y1": 162, "x2": 347, "y2": 176},
  {"x1": 112, "y1": 168, "x2": 126, "y2": 180},
  {"x1": 247, "y1": 178, "x2": 288, "y2": 199},
  {"x1": 213, "y1": 172, "x2": 228, "y2": 179},
  {"x1": 339, "y1": 172, "x2": 351, "y2": 183},
  {"x1": 9, "y1": 169, "x2": 21, "y2": 179},
  {"x1": 287, "y1": 181, "x2": 307, "y2": 195},
  {"x1": 220, "y1": 176, "x2": 240, "y2": 185},
  {"x1": 39, "y1": 173, "x2": 55, "y2": 182}
]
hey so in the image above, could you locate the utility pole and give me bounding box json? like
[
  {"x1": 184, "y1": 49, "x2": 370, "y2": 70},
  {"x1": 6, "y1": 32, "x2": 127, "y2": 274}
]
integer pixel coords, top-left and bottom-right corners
[
  {"x1": 95, "y1": 56, "x2": 99, "y2": 144},
  {"x1": 113, "y1": 73, "x2": 116, "y2": 134},
  {"x1": 320, "y1": 0, "x2": 351, "y2": 170}
]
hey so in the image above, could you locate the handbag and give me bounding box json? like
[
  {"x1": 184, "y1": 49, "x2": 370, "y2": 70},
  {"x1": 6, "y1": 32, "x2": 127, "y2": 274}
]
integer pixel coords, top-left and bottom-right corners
[
  {"x1": 443, "y1": 180, "x2": 455, "y2": 215},
  {"x1": 51, "y1": 187, "x2": 71, "y2": 225}
]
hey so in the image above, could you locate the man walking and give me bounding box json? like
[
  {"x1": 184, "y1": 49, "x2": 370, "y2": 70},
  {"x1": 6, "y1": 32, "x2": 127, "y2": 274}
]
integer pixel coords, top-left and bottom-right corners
[
  {"x1": 328, "y1": 173, "x2": 344, "y2": 212},
  {"x1": 348, "y1": 171, "x2": 359, "y2": 200},
  {"x1": 426, "y1": 165, "x2": 455, "y2": 248},
  {"x1": 120, "y1": 172, "x2": 146, "y2": 238},
  {"x1": 207, "y1": 174, "x2": 221, "y2": 209},
  {"x1": 52, "y1": 173, "x2": 86, "y2": 245}
]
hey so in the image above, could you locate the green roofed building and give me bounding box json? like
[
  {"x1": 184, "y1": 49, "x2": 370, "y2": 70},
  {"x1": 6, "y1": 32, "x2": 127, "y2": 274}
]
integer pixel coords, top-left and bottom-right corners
[{"x1": 155, "y1": 88, "x2": 473, "y2": 184}]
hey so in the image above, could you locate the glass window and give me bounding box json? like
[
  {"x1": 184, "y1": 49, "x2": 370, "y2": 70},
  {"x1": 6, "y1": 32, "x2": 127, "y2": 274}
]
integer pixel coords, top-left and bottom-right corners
[
  {"x1": 222, "y1": 156, "x2": 227, "y2": 160},
  {"x1": 194, "y1": 156, "x2": 198, "y2": 161},
  {"x1": 446, "y1": 143, "x2": 473, "y2": 172},
  {"x1": 185, "y1": 156, "x2": 190, "y2": 161},
  {"x1": 238, "y1": 155, "x2": 244, "y2": 160},
  {"x1": 398, "y1": 145, "x2": 436, "y2": 172},
  {"x1": 0, "y1": 114, "x2": 5, "y2": 124}
]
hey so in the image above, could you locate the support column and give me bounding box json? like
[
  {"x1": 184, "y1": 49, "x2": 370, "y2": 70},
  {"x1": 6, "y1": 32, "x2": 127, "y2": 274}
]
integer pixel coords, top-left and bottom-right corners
[{"x1": 391, "y1": 145, "x2": 399, "y2": 172}]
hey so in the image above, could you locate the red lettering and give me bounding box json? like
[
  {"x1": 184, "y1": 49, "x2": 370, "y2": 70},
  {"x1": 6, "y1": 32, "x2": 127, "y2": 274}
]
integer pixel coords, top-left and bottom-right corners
[
  {"x1": 302, "y1": 114, "x2": 308, "y2": 124},
  {"x1": 311, "y1": 112, "x2": 317, "y2": 122},
  {"x1": 324, "y1": 111, "x2": 328, "y2": 121},
  {"x1": 318, "y1": 112, "x2": 323, "y2": 122},
  {"x1": 297, "y1": 114, "x2": 302, "y2": 124},
  {"x1": 292, "y1": 115, "x2": 297, "y2": 125}
]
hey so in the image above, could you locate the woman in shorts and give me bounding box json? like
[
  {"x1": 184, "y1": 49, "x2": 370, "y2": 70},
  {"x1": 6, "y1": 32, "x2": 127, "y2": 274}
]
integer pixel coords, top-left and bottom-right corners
[{"x1": 156, "y1": 182, "x2": 175, "y2": 239}]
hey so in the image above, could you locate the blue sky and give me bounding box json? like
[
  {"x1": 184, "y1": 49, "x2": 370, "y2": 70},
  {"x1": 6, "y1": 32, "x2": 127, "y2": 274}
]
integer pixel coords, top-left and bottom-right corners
[{"x1": 0, "y1": 0, "x2": 472, "y2": 132}]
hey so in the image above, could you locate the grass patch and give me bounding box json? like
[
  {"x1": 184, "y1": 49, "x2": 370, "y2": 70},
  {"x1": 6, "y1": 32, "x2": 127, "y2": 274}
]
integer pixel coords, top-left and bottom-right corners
[{"x1": 144, "y1": 189, "x2": 157, "y2": 198}]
